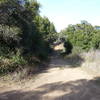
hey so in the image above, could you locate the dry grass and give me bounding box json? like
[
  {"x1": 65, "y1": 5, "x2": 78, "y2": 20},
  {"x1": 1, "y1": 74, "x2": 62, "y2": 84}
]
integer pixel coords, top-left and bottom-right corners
[{"x1": 81, "y1": 50, "x2": 100, "y2": 76}]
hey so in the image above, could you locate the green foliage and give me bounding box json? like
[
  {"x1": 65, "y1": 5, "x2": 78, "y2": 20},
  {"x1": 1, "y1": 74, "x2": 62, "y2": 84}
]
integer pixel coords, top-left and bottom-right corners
[
  {"x1": 0, "y1": 0, "x2": 57, "y2": 75},
  {"x1": 35, "y1": 16, "x2": 57, "y2": 45},
  {"x1": 61, "y1": 21, "x2": 100, "y2": 52},
  {"x1": 11, "y1": 51, "x2": 27, "y2": 66},
  {"x1": 91, "y1": 31, "x2": 100, "y2": 49},
  {"x1": 64, "y1": 40, "x2": 73, "y2": 54},
  {"x1": 0, "y1": 52, "x2": 26, "y2": 74}
]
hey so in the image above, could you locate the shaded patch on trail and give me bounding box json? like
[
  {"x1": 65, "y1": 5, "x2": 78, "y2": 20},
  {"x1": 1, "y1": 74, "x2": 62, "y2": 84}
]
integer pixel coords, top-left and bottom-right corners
[{"x1": 0, "y1": 77, "x2": 100, "y2": 100}]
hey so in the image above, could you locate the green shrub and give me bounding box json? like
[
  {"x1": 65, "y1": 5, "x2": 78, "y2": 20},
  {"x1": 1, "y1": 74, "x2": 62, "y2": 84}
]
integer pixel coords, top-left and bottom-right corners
[
  {"x1": 0, "y1": 51, "x2": 27, "y2": 75},
  {"x1": 0, "y1": 0, "x2": 57, "y2": 75},
  {"x1": 91, "y1": 31, "x2": 100, "y2": 49},
  {"x1": 64, "y1": 40, "x2": 73, "y2": 54},
  {"x1": 61, "y1": 21, "x2": 100, "y2": 52}
]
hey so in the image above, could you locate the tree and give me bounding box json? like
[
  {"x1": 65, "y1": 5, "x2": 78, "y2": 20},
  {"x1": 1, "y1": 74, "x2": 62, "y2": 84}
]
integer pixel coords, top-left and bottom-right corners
[
  {"x1": 0, "y1": 0, "x2": 57, "y2": 74},
  {"x1": 60, "y1": 21, "x2": 100, "y2": 51},
  {"x1": 35, "y1": 16, "x2": 57, "y2": 45},
  {"x1": 64, "y1": 40, "x2": 73, "y2": 54}
]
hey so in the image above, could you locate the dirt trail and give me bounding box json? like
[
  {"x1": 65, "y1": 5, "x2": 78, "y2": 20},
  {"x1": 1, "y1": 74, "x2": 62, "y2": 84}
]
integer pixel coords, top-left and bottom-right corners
[{"x1": 0, "y1": 51, "x2": 100, "y2": 100}]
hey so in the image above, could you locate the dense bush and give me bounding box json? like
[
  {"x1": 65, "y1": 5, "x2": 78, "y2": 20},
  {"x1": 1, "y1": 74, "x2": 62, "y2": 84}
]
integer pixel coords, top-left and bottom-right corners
[
  {"x1": 64, "y1": 40, "x2": 73, "y2": 54},
  {"x1": 0, "y1": 0, "x2": 57, "y2": 75},
  {"x1": 0, "y1": 52, "x2": 26, "y2": 74},
  {"x1": 61, "y1": 21, "x2": 100, "y2": 53},
  {"x1": 91, "y1": 30, "x2": 100, "y2": 49}
]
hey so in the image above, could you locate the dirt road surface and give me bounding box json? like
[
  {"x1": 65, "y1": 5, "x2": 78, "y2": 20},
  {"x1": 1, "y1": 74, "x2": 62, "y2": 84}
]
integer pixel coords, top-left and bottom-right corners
[{"x1": 0, "y1": 52, "x2": 100, "y2": 100}]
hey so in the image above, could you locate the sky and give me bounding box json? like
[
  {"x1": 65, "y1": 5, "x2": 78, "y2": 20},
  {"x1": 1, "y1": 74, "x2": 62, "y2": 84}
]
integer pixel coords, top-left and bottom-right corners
[{"x1": 37, "y1": 0, "x2": 100, "y2": 32}]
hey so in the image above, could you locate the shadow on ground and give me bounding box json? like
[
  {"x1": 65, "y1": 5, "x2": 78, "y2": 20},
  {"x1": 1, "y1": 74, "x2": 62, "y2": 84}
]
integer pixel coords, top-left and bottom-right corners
[{"x1": 0, "y1": 77, "x2": 100, "y2": 100}]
